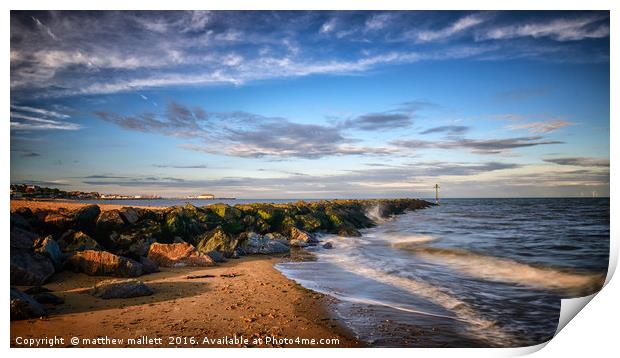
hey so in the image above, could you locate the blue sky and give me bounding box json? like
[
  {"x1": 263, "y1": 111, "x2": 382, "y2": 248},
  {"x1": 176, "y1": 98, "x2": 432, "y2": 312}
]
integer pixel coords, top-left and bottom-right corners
[{"x1": 10, "y1": 11, "x2": 610, "y2": 198}]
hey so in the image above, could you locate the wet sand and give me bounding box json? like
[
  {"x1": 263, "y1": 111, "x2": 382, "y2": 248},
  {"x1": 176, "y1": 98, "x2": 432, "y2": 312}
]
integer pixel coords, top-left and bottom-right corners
[{"x1": 11, "y1": 256, "x2": 362, "y2": 347}]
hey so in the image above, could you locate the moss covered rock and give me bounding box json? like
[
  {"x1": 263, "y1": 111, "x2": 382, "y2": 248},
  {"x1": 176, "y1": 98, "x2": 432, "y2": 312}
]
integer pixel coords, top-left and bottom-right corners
[{"x1": 196, "y1": 226, "x2": 239, "y2": 257}]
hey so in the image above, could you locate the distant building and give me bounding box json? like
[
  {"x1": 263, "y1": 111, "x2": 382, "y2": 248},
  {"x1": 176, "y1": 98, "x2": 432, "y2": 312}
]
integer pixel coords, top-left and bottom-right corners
[{"x1": 197, "y1": 194, "x2": 215, "y2": 199}]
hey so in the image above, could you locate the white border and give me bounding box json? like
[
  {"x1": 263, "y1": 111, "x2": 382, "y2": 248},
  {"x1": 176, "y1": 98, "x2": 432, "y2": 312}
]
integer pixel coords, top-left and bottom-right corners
[{"x1": 3, "y1": 1, "x2": 616, "y2": 357}]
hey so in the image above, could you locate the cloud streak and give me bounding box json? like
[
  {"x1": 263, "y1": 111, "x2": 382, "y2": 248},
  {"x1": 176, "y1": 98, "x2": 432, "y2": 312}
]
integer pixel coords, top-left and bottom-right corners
[{"x1": 544, "y1": 157, "x2": 609, "y2": 167}]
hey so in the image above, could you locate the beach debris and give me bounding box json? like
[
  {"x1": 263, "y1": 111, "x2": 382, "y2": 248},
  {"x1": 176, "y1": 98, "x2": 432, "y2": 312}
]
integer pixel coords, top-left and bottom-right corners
[
  {"x1": 10, "y1": 249, "x2": 55, "y2": 286},
  {"x1": 10, "y1": 287, "x2": 46, "y2": 320},
  {"x1": 220, "y1": 273, "x2": 243, "y2": 278},
  {"x1": 186, "y1": 274, "x2": 216, "y2": 279},
  {"x1": 58, "y1": 230, "x2": 102, "y2": 252},
  {"x1": 147, "y1": 242, "x2": 215, "y2": 268},
  {"x1": 34, "y1": 235, "x2": 62, "y2": 268},
  {"x1": 90, "y1": 279, "x2": 154, "y2": 299},
  {"x1": 65, "y1": 250, "x2": 143, "y2": 277}
]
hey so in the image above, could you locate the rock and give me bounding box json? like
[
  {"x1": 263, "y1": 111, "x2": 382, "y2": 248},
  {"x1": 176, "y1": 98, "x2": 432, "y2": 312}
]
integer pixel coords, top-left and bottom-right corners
[
  {"x1": 10, "y1": 227, "x2": 38, "y2": 249},
  {"x1": 65, "y1": 250, "x2": 143, "y2": 277},
  {"x1": 110, "y1": 219, "x2": 160, "y2": 256},
  {"x1": 95, "y1": 210, "x2": 126, "y2": 233},
  {"x1": 208, "y1": 204, "x2": 244, "y2": 233},
  {"x1": 32, "y1": 292, "x2": 64, "y2": 305},
  {"x1": 119, "y1": 207, "x2": 140, "y2": 225},
  {"x1": 244, "y1": 233, "x2": 290, "y2": 254},
  {"x1": 337, "y1": 227, "x2": 361, "y2": 237},
  {"x1": 289, "y1": 227, "x2": 318, "y2": 244},
  {"x1": 322, "y1": 242, "x2": 333, "y2": 249},
  {"x1": 205, "y1": 250, "x2": 227, "y2": 263},
  {"x1": 43, "y1": 211, "x2": 75, "y2": 232},
  {"x1": 10, "y1": 250, "x2": 55, "y2": 286},
  {"x1": 289, "y1": 239, "x2": 309, "y2": 247},
  {"x1": 58, "y1": 230, "x2": 102, "y2": 252},
  {"x1": 90, "y1": 279, "x2": 153, "y2": 299},
  {"x1": 11, "y1": 288, "x2": 46, "y2": 320},
  {"x1": 295, "y1": 213, "x2": 322, "y2": 232},
  {"x1": 164, "y1": 204, "x2": 209, "y2": 243},
  {"x1": 196, "y1": 226, "x2": 239, "y2": 257},
  {"x1": 147, "y1": 242, "x2": 215, "y2": 268},
  {"x1": 34, "y1": 235, "x2": 62, "y2": 269},
  {"x1": 73, "y1": 205, "x2": 101, "y2": 227},
  {"x1": 23, "y1": 286, "x2": 52, "y2": 295},
  {"x1": 11, "y1": 212, "x2": 31, "y2": 230},
  {"x1": 139, "y1": 256, "x2": 160, "y2": 274}
]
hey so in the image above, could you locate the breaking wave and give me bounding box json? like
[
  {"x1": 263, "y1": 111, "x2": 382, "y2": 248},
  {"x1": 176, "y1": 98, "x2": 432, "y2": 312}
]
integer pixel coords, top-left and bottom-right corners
[{"x1": 401, "y1": 247, "x2": 605, "y2": 295}]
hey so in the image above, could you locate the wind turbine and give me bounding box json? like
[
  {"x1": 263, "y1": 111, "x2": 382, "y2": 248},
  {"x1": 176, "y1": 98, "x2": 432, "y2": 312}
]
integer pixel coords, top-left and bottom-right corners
[{"x1": 434, "y1": 183, "x2": 440, "y2": 205}]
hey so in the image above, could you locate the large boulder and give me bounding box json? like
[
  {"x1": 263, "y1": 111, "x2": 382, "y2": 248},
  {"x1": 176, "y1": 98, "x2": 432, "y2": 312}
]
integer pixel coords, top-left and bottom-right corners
[
  {"x1": 208, "y1": 204, "x2": 244, "y2": 233},
  {"x1": 10, "y1": 227, "x2": 38, "y2": 249},
  {"x1": 10, "y1": 288, "x2": 46, "y2": 320},
  {"x1": 110, "y1": 220, "x2": 160, "y2": 258},
  {"x1": 289, "y1": 227, "x2": 318, "y2": 245},
  {"x1": 147, "y1": 242, "x2": 215, "y2": 268},
  {"x1": 90, "y1": 279, "x2": 153, "y2": 299},
  {"x1": 196, "y1": 226, "x2": 239, "y2": 257},
  {"x1": 65, "y1": 250, "x2": 143, "y2": 277},
  {"x1": 58, "y1": 230, "x2": 102, "y2": 252},
  {"x1": 10, "y1": 212, "x2": 31, "y2": 230},
  {"x1": 95, "y1": 210, "x2": 126, "y2": 233},
  {"x1": 43, "y1": 211, "x2": 75, "y2": 233},
  {"x1": 164, "y1": 204, "x2": 209, "y2": 243},
  {"x1": 243, "y1": 233, "x2": 290, "y2": 254},
  {"x1": 34, "y1": 235, "x2": 62, "y2": 269},
  {"x1": 10, "y1": 250, "x2": 55, "y2": 286},
  {"x1": 118, "y1": 207, "x2": 141, "y2": 225},
  {"x1": 73, "y1": 205, "x2": 101, "y2": 228},
  {"x1": 295, "y1": 213, "x2": 323, "y2": 232}
]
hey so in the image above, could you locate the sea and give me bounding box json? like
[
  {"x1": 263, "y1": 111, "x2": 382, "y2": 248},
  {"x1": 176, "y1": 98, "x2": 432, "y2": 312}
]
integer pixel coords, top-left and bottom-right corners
[{"x1": 274, "y1": 198, "x2": 610, "y2": 347}]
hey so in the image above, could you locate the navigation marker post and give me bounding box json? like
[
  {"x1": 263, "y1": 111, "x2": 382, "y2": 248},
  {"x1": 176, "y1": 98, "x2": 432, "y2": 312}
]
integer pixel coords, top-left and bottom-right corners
[{"x1": 434, "y1": 184, "x2": 440, "y2": 205}]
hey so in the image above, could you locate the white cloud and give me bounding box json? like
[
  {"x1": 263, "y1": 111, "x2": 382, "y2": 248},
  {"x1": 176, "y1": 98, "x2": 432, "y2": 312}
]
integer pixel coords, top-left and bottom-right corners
[
  {"x1": 416, "y1": 14, "x2": 486, "y2": 42},
  {"x1": 507, "y1": 120, "x2": 575, "y2": 133},
  {"x1": 10, "y1": 112, "x2": 82, "y2": 130},
  {"x1": 320, "y1": 18, "x2": 337, "y2": 34},
  {"x1": 10, "y1": 105, "x2": 70, "y2": 119},
  {"x1": 477, "y1": 16, "x2": 609, "y2": 41}
]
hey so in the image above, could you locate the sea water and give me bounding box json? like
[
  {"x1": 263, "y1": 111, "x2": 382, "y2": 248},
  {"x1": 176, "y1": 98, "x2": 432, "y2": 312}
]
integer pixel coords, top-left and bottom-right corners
[{"x1": 275, "y1": 198, "x2": 609, "y2": 347}]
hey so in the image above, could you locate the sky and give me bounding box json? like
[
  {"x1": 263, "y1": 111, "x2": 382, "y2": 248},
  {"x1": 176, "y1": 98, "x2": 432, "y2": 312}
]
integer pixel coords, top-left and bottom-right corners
[{"x1": 10, "y1": 10, "x2": 610, "y2": 198}]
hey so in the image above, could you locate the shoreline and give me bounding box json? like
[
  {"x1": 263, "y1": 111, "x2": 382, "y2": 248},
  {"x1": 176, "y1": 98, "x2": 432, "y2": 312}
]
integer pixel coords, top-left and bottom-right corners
[{"x1": 11, "y1": 254, "x2": 363, "y2": 348}]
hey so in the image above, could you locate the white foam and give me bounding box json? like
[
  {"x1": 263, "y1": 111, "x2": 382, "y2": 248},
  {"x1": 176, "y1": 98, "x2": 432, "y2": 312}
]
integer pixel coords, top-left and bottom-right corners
[
  {"x1": 409, "y1": 247, "x2": 604, "y2": 295},
  {"x1": 329, "y1": 256, "x2": 515, "y2": 346}
]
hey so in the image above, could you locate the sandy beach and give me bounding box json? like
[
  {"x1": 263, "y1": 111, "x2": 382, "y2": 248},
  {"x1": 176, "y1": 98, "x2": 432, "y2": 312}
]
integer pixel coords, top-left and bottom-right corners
[
  {"x1": 11, "y1": 255, "x2": 362, "y2": 348},
  {"x1": 10, "y1": 199, "x2": 165, "y2": 213}
]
